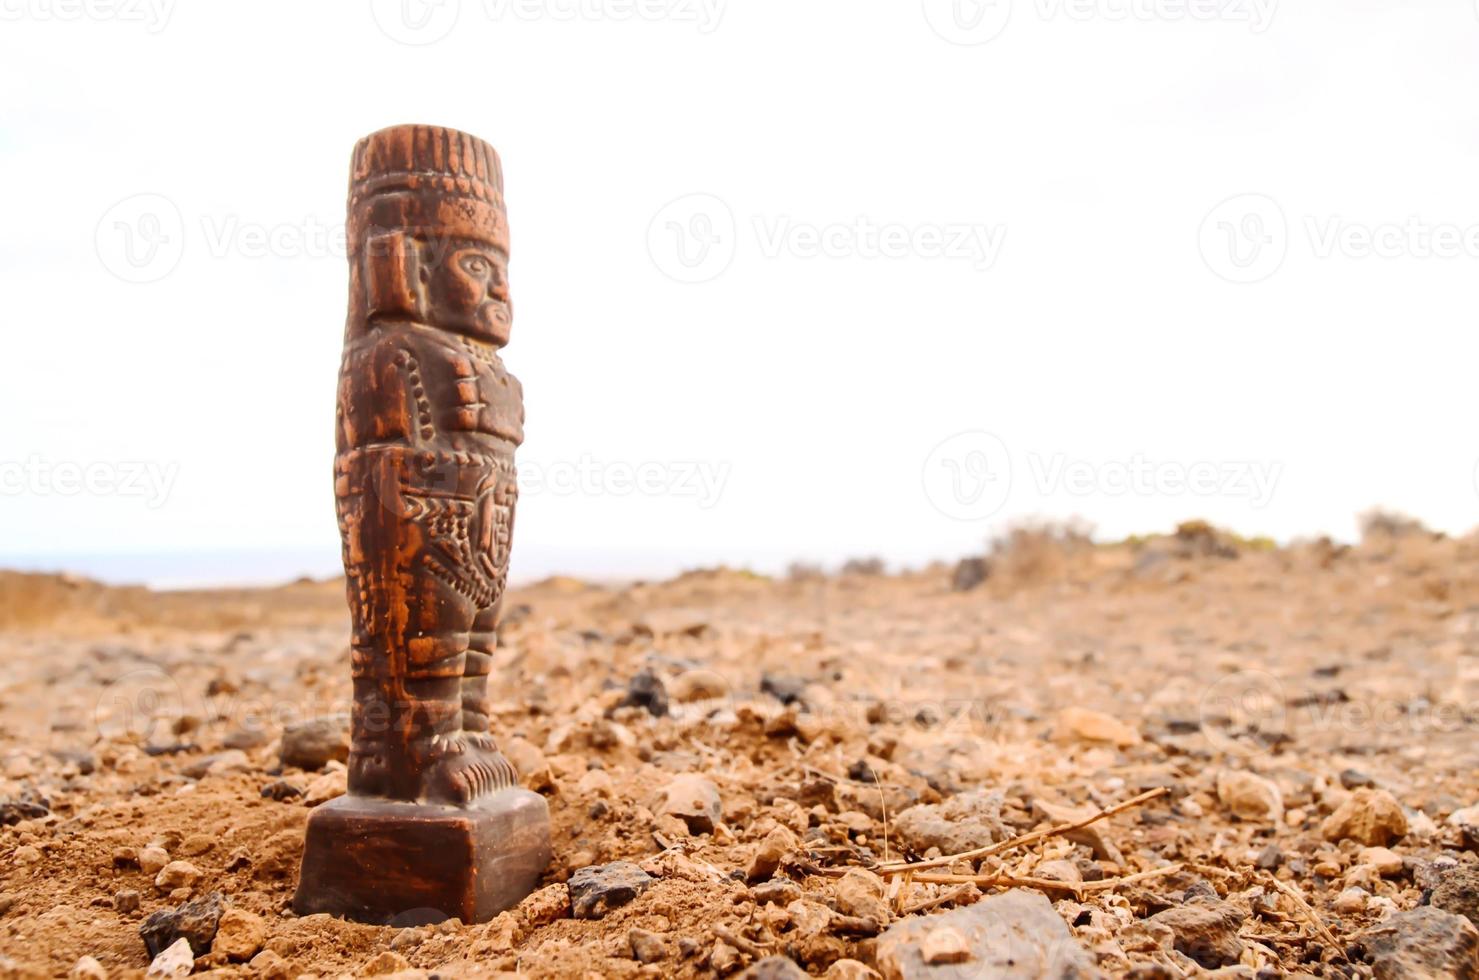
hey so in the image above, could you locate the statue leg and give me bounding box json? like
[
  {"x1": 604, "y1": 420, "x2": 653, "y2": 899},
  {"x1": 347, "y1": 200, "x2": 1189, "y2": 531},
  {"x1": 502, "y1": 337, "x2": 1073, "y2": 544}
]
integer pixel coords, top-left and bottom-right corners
[{"x1": 299, "y1": 447, "x2": 548, "y2": 924}]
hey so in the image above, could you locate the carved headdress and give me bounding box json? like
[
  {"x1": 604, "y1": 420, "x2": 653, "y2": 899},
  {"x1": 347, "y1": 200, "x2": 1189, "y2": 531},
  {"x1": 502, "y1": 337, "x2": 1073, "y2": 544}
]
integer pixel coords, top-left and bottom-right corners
[{"x1": 347, "y1": 125, "x2": 511, "y2": 340}]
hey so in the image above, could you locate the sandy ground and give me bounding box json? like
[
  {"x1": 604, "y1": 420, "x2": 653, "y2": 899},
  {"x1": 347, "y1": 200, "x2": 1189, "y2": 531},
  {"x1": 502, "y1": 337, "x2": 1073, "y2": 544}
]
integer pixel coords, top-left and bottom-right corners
[{"x1": 1, "y1": 523, "x2": 1478, "y2": 978}]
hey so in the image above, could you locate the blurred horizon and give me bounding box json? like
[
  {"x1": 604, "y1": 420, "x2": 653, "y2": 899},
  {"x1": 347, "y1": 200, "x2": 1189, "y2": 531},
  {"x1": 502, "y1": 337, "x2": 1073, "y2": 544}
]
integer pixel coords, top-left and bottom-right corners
[{"x1": 3, "y1": 506, "x2": 1464, "y2": 590}]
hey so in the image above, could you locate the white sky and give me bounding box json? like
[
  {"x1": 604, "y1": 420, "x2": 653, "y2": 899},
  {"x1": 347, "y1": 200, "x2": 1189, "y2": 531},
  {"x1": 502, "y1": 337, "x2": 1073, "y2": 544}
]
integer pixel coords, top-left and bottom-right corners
[{"x1": 3, "y1": 0, "x2": 1478, "y2": 586}]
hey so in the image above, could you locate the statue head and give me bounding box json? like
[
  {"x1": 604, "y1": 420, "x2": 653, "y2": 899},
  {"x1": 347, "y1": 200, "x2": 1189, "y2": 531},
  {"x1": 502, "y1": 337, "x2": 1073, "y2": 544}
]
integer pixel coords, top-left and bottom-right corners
[{"x1": 348, "y1": 125, "x2": 512, "y2": 346}]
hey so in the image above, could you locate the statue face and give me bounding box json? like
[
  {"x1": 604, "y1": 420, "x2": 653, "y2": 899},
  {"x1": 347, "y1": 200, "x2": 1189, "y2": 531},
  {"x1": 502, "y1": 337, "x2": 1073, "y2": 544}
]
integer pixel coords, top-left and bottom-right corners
[{"x1": 422, "y1": 239, "x2": 511, "y2": 345}]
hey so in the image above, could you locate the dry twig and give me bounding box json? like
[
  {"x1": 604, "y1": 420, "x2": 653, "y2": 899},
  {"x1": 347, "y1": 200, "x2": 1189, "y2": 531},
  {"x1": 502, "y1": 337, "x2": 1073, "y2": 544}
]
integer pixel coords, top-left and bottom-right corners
[
  {"x1": 874, "y1": 786, "x2": 1169, "y2": 874},
  {"x1": 1265, "y1": 874, "x2": 1340, "y2": 951}
]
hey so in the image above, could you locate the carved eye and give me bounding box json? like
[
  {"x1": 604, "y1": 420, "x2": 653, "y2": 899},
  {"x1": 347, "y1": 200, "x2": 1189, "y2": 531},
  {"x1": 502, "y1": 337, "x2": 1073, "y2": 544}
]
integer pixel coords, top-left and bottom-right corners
[{"x1": 460, "y1": 253, "x2": 493, "y2": 278}]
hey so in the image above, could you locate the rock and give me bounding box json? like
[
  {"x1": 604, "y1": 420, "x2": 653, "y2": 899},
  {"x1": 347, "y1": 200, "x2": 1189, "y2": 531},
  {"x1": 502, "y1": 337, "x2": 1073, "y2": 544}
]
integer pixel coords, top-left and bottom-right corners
[
  {"x1": 1321, "y1": 788, "x2": 1408, "y2": 846},
  {"x1": 222, "y1": 726, "x2": 270, "y2": 750},
  {"x1": 1334, "y1": 887, "x2": 1368, "y2": 913},
  {"x1": 1255, "y1": 842, "x2": 1282, "y2": 870},
  {"x1": 177, "y1": 834, "x2": 214, "y2": 857},
  {"x1": 748, "y1": 826, "x2": 796, "y2": 882},
  {"x1": 278, "y1": 715, "x2": 350, "y2": 771},
  {"x1": 482, "y1": 912, "x2": 520, "y2": 953},
  {"x1": 739, "y1": 956, "x2": 808, "y2": 979},
  {"x1": 754, "y1": 879, "x2": 802, "y2": 906},
  {"x1": 1449, "y1": 804, "x2": 1479, "y2": 828},
  {"x1": 254, "y1": 828, "x2": 303, "y2": 880},
  {"x1": 145, "y1": 937, "x2": 194, "y2": 979},
  {"x1": 249, "y1": 949, "x2": 290, "y2": 980},
  {"x1": 628, "y1": 927, "x2": 666, "y2": 963},
  {"x1": 361, "y1": 950, "x2": 412, "y2": 975},
  {"x1": 514, "y1": 882, "x2": 571, "y2": 931},
  {"x1": 656, "y1": 774, "x2": 722, "y2": 835},
  {"x1": 894, "y1": 789, "x2": 1009, "y2": 855},
  {"x1": 213, "y1": 908, "x2": 266, "y2": 961},
  {"x1": 138, "y1": 845, "x2": 170, "y2": 875},
  {"x1": 786, "y1": 899, "x2": 833, "y2": 939},
  {"x1": 1036, "y1": 859, "x2": 1083, "y2": 884},
  {"x1": 154, "y1": 860, "x2": 203, "y2": 893},
  {"x1": 874, "y1": 889, "x2": 1098, "y2": 979},
  {"x1": 832, "y1": 868, "x2": 888, "y2": 924},
  {"x1": 1215, "y1": 770, "x2": 1284, "y2": 823},
  {"x1": 1432, "y1": 865, "x2": 1479, "y2": 928},
  {"x1": 69, "y1": 955, "x2": 107, "y2": 980},
  {"x1": 180, "y1": 749, "x2": 250, "y2": 779},
  {"x1": 1340, "y1": 768, "x2": 1377, "y2": 790},
  {"x1": 669, "y1": 669, "x2": 730, "y2": 702},
  {"x1": 390, "y1": 926, "x2": 425, "y2": 950},
  {"x1": 950, "y1": 557, "x2": 989, "y2": 592},
  {"x1": 259, "y1": 779, "x2": 304, "y2": 802},
  {"x1": 1031, "y1": 797, "x2": 1124, "y2": 864},
  {"x1": 114, "y1": 889, "x2": 141, "y2": 913},
  {"x1": 1358, "y1": 846, "x2": 1404, "y2": 877},
  {"x1": 568, "y1": 861, "x2": 654, "y2": 920},
  {"x1": 1147, "y1": 898, "x2": 1244, "y2": 969},
  {"x1": 1362, "y1": 907, "x2": 1479, "y2": 979},
  {"x1": 920, "y1": 926, "x2": 971, "y2": 965},
  {"x1": 13, "y1": 844, "x2": 42, "y2": 864},
  {"x1": 51, "y1": 748, "x2": 97, "y2": 774},
  {"x1": 303, "y1": 768, "x2": 348, "y2": 806},
  {"x1": 823, "y1": 961, "x2": 882, "y2": 980},
  {"x1": 760, "y1": 674, "x2": 808, "y2": 706},
  {"x1": 618, "y1": 669, "x2": 668, "y2": 717},
  {"x1": 1054, "y1": 706, "x2": 1141, "y2": 747},
  {"x1": 139, "y1": 890, "x2": 226, "y2": 957},
  {"x1": 502, "y1": 737, "x2": 551, "y2": 792},
  {"x1": 0, "y1": 796, "x2": 49, "y2": 825}
]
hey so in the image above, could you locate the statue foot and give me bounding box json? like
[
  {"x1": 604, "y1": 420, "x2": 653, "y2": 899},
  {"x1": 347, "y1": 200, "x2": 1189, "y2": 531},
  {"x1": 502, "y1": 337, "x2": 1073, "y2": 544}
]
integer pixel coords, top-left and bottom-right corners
[{"x1": 419, "y1": 732, "x2": 517, "y2": 805}]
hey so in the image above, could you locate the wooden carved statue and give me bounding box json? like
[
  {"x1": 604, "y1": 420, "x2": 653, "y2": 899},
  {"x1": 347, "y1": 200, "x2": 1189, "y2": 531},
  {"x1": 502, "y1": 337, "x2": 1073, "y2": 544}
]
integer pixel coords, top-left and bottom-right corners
[{"x1": 294, "y1": 125, "x2": 551, "y2": 925}]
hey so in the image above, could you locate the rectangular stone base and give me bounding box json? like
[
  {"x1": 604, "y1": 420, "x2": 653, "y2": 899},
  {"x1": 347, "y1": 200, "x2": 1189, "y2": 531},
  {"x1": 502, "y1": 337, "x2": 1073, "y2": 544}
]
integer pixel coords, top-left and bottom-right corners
[{"x1": 293, "y1": 789, "x2": 551, "y2": 925}]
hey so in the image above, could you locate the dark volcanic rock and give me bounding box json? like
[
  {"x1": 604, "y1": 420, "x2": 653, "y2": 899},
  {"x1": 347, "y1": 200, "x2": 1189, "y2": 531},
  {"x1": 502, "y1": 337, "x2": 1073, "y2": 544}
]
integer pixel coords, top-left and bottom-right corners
[
  {"x1": 760, "y1": 674, "x2": 807, "y2": 706},
  {"x1": 950, "y1": 557, "x2": 989, "y2": 592},
  {"x1": 139, "y1": 891, "x2": 227, "y2": 957},
  {"x1": 1361, "y1": 907, "x2": 1479, "y2": 980},
  {"x1": 1432, "y1": 866, "x2": 1479, "y2": 929},
  {"x1": 1147, "y1": 898, "x2": 1245, "y2": 969},
  {"x1": 618, "y1": 669, "x2": 668, "y2": 717},
  {"x1": 568, "y1": 862, "x2": 654, "y2": 920},
  {"x1": 0, "y1": 795, "x2": 49, "y2": 825}
]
